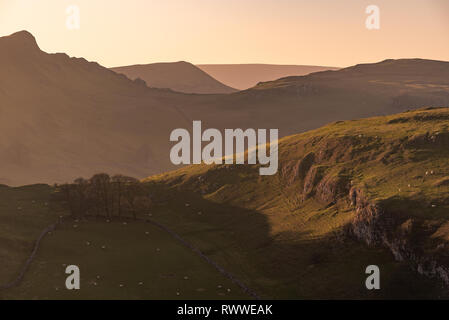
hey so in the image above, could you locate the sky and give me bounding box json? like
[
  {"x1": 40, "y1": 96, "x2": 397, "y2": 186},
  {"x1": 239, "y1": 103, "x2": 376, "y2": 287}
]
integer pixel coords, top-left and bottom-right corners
[{"x1": 0, "y1": 0, "x2": 448, "y2": 68}]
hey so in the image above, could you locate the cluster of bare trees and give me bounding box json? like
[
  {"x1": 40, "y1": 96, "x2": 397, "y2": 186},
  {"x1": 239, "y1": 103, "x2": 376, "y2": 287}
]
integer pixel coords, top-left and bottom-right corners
[{"x1": 57, "y1": 174, "x2": 151, "y2": 219}]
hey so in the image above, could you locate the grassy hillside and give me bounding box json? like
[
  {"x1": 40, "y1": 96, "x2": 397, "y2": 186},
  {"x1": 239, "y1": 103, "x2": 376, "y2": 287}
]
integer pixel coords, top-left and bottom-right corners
[
  {"x1": 143, "y1": 107, "x2": 449, "y2": 298},
  {"x1": 1, "y1": 108, "x2": 449, "y2": 299}
]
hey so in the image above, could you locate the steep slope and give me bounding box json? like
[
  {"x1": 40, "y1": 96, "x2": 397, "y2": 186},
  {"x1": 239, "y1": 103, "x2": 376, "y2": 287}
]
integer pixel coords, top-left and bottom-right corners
[
  {"x1": 197, "y1": 64, "x2": 340, "y2": 90},
  {"x1": 144, "y1": 108, "x2": 449, "y2": 298},
  {"x1": 0, "y1": 31, "x2": 196, "y2": 185},
  {"x1": 111, "y1": 61, "x2": 237, "y2": 94}
]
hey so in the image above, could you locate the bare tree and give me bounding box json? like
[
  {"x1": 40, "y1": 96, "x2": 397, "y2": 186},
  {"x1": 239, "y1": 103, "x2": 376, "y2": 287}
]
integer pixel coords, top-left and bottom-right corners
[
  {"x1": 73, "y1": 177, "x2": 89, "y2": 217},
  {"x1": 122, "y1": 177, "x2": 144, "y2": 220},
  {"x1": 89, "y1": 173, "x2": 112, "y2": 218},
  {"x1": 57, "y1": 174, "x2": 151, "y2": 220},
  {"x1": 112, "y1": 175, "x2": 126, "y2": 218},
  {"x1": 60, "y1": 183, "x2": 75, "y2": 215}
]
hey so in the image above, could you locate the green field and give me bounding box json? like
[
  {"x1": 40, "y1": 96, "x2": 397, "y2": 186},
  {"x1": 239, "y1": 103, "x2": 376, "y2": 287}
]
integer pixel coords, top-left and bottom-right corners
[
  {"x1": 2, "y1": 216, "x2": 249, "y2": 300},
  {"x1": 0, "y1": 184, "x2": 63, "y2": 286}
]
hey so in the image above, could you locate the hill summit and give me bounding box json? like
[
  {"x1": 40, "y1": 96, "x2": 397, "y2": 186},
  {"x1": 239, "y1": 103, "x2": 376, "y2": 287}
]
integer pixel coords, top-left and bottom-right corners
[
  {"x1": 0, "y1": 30, "x2": 39, "y2": 49},
  {"x1": 111, "y1": 61, "x2": 237, "y2": 94}
]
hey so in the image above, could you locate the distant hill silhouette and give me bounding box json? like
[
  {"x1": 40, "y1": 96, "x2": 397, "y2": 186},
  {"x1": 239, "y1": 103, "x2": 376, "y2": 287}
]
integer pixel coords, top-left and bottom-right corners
[
  {"x1": 111, "y1": 61, "x2": 237, "y2": 94},
  {"x1": 0, "y1": 31, "x2": 194, "y2": 185},
  {"x1": 197, "y1": 64, "x2": 340, "y2": 90},
  {"x1": 1, "y1": 31, "x2": 449, "y2": 186}
]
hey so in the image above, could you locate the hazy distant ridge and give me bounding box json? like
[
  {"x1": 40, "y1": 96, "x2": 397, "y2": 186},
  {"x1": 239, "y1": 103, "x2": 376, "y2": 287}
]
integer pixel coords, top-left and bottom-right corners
[
  {"x1": 111, "y1": 61, "x2": 237, "y2": 94},
  {"x1": 197, "y1": 64, "x2": 340, "y2": 90}
]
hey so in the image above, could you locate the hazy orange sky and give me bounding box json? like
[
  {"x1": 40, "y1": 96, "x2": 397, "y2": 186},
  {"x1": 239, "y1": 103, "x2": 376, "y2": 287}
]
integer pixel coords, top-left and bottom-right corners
[{"x1": 0, "y1": 0, "x2": 448, "y2": 68}]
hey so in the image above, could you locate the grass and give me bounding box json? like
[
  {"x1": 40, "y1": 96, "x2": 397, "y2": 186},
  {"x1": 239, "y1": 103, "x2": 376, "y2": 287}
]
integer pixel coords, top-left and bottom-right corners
[
  {"x1": 2, "y1": 217, "x2": 248, "y2": 300},
  {"x1": 142, "y1": 107, "x2": 449, "y2": 299},
  {"x1": 142, "y1": 181, "x2": 446, "y2": 299},
  {"x1": 0, "y1": 184, "x2": 64, "y2": 285}
]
